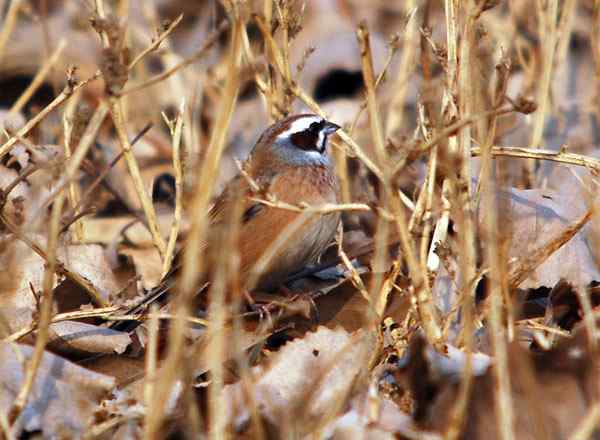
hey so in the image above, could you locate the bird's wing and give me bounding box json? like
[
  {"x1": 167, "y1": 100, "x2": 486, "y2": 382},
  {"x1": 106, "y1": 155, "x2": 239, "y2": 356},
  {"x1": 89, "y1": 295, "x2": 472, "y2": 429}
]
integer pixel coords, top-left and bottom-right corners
[
  {"x1": 109, "y1": 169, "x2": 301, "y2": 332},
  {"x1": 207, "y1": 169, "x2": 281, "y2": 227},
  {"x1": 228, "y1": 166, "x2": 332, "y2": 287}
]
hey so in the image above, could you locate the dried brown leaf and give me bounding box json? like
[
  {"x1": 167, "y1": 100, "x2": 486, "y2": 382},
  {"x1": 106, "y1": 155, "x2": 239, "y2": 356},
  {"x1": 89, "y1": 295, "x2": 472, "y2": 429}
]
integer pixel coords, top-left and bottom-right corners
[
  {"x1": 499, "y1": 187, "x2": 600, "y2": 288},
  {"x1": 317, "y1": 393, "x2": 416, "y2": 440},
  {"x1": 119, "y1": 245, "x2": 163, "y2": 290},
  {"x1": 406, "y1": 324, "x2": 598, "y2": 439},
  {"x1": 223, "y1": 326, "x2": 378, "y2": 434},
  {"x1": 0, "y1": 342, "x2": 115, "y2": 438},
  {"x1": 0, "y1": 241, "x2": 121, "y2": 334},
  {"x1": 47, "y1": 320, "x2": 131, "y2": 356}
]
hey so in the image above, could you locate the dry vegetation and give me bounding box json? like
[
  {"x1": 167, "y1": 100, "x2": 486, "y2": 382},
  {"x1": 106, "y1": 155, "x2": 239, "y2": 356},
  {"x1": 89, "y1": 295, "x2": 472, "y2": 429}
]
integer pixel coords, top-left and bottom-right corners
[{"x1": 0, "y1": 0, "x2": 600, "y2": 438}]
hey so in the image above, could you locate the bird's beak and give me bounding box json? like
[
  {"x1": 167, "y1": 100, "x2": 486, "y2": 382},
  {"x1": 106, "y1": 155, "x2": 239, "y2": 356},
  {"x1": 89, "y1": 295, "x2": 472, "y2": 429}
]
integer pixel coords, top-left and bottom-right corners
[{"x1": 322, "y1": 121, "x2": 341, "y2": 135}]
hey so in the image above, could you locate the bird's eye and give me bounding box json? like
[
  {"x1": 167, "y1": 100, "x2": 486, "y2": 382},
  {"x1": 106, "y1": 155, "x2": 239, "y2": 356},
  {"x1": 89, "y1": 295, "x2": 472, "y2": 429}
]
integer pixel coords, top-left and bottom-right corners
[{"x1": 309, "y1": 121, "x2": 324, "y2": 132}]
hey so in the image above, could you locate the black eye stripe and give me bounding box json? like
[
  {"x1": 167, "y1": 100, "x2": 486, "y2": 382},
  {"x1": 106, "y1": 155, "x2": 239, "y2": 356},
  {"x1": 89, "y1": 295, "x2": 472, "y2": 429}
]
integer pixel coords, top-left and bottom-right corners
[
  {"x1": 289, "y1": 119, "x2": 327, "y2": 151},
  {"x1": 290, "y1": 130, "x2": 318, "y2": 150}
]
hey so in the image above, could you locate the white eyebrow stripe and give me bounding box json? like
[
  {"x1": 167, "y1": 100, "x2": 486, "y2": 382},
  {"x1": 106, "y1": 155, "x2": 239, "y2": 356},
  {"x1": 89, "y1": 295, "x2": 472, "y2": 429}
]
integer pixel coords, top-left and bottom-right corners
[{"x1": 276, "y1": 116, "x2": 323, "y2": 139}]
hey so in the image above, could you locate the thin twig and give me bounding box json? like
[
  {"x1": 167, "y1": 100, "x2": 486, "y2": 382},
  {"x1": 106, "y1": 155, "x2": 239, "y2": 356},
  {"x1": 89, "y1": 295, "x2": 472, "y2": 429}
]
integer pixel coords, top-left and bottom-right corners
[
  {"x1": 4, "y1": 306, "x2": 120, "y2": 342},
  {"x1": 120, "y1": 21, "x2": 229, "y2": 96},
  {"x1": 61, "y1": 91, "x2": 84, "y2": 240},
  {"x1": 392, "y1": 106, "x2": 514, "y2": 177},
  {"x1": 253, "y1": 14, "x2": 384, "y2": 183},
  {"x1": 128, "y1": 14, "x2": 183, "y2": 71},
  {"x1": 385, "y1": 4, "x2": 418, "y2": 135},
  {"x1": 143, "y1": 304, "x2": 159, "y2": 440},
  {"x1": 61, "y1": 122, "x2": 153, "y2": 228},
  {"x1": 250, "y1": 197, "x2": 371, "y2": 214},
  {"x1": 358, "y1": 20, "x2": 442, "y2": 344},
  {"x1": 9, "y1": 39, "x2": 67, "y2": 114},
  {"x1": 161, "y1": 101, "x2": 185, "y2": 278},
  {"x1": 356, "y1": 21, "x2": 394, "y2": 328},
  {"x1": 32, "y1": 102, "x2": 109, "y2": 225},
  {"x1": 471, "y1": 145, "x2": 600, "y2": 174},
  {"x1": 570, "y1": 403, "x2": 600, "y2": 440},
  {"x1": 93, "y1": 0, "x2": 167, "y2": 258},
  {"x1": 0, "y1": 0, "x2": 24, "y2": 62},
  {"x1": 0, "y1": 72, "x2": 101, "y2": 160},
  {"x1": 527, "y1": 0, "x2": 559, "y2": 186},
  {"x1": 508, "y1": 209, "x2": 593, "y2": 289},
  {"x1": 443, "y1": 3, "x2": 479, "y2": 437},
  {"x1": 0, "y1": 212, "x2": 109, "y2": 306},
  {"x1": 145, "y1": 11, "x2": 242, "y2": 440},
  {"x1": 9, "y1": 173, "x2": 66, "y2": 423},
  {"x1": 104, "y1": 312, "x2": 208, "y2": 327}
]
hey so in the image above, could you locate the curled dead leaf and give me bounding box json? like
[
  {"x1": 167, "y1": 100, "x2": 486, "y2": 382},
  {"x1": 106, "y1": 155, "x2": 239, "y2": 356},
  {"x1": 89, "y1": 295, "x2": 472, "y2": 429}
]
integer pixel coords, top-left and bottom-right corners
[
  {"x1": 47, "y1": 320, "x2": 131, "y2": 356},
  {"x1": 223, "y1": 326, "x2": 379, "y2": 435},
  {"x1": 0, "y1": 342, "x2": 115, "y2": 438}
]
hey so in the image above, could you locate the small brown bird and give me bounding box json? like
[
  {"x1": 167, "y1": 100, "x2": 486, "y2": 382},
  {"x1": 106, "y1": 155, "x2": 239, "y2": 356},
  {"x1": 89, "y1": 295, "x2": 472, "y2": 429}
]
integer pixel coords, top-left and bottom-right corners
[{"x1": 113, "y1": 114, "x2": 341, "y2": 330}]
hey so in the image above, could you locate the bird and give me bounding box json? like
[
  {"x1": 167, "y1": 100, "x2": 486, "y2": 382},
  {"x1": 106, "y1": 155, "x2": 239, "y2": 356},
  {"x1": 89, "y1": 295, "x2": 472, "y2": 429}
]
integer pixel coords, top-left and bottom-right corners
[{"x1": 112, "y1": 114, "x2": 341, "y2": 331}]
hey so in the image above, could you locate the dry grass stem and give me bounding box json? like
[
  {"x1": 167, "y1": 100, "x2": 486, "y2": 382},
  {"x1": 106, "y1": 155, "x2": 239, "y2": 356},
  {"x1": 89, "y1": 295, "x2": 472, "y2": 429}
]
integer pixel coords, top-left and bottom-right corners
[
  {"x1": 120, "y1": 21, "x2": 229, "y2": 97},
  {"x1": 570, "y1": 403, "x2": 600, "y2": 440},
  {"x1": 336, "y1": 225, "x2": 370, "y2": 306},
  {"x1": 62, "y1": 92, "x2": 84, "y2": 241},
  {"x1": 356, "y1": 22, "x2": 387, "y2": 173},
  {"x1": 92, "y1": 0, "x2": 175, "y2": 259},
  {"x1": 472, "y1": 145, "x2": 600, "y2": 174},
  {"x1": 145, "y1": 12, "x2": 242, "y2": 439},
  {"x1": 128, "y1": 14, "x2": 183, "y2": 71},
  {"x1": 4, "y1": 306, "x2": 120, "y2": 342},
  {"x1": 357, "y1": 21, "x2": 400, "y2": 323},
  {"x1": 592, "y1": 2, "x2": 600, "y2": 77},
  {"x1": 528, "y1": 0, "x2": 559, "y2": 185},
  {"x1": 246, "y1": 211, "x2": 313, "y2": 291},
  {"x1": 389, "y1": 192, "x2": 442, "y2": 348},
  {"x1": 0, "y1": 213, "x2": 109, "y2": 306},
  {"x1": 84, "y1": 415, "x2": 139, "y2": 439},
  {"x1": 0, "y1": 0, "x2": 23, "y2": 62},
  {"x1": 484, "y1": 162, "x2": 517, "y2": 437},
  {"x1": 250, "y1": 197, "x2": 370, "y2": 214},
  {"x1": 444, "y1": 2, "x2": 480, "y2": 437},
  {"x1": 206, "y1": 176, "x2": 244, "y2": 439},
  {"x1": 108, "y1": 97, "x2": 167, "y2": 257},
  {"x1": 143, "y1": 304, "x2": 160, "y2": 440},
  {"x1": 35, "y1": 102, "x2": 109, "y2": 222},
  {"x1": 392, "y1": 106, "x2": 514, "y2": 177},
  {"x1": 508, "y1": 209, "x2": 593, "y2": 289},
  {"x1": 0, "y1": 72, "x2": 100, "y2": 159},
  {"x1": 9, "y1": 183, "x2": 66, "y2": 423},
  {"x1": 104, "y1": 313, "x2": 208, "y2": 327},
  {"x1": 349, "y1": 31, "x2": 402, "y2": 136},
  {"x1": 161, "y1": 101, "x2": 185, "y2": 278},
  {"x1": 135, "y1": 2, "x2": 189, "y2": 125},
  {"x1": 0, "y1": 411, "x2": 13, "y2": 440},
  {"x1": 483, "y1": 176, "x2": 516, "y2": 440},
  {"x1": 385, "y1": 2, "x2": 418, "y2": 135},
  {"x1": 9, "y1": 39, "x2": 67, "y2": 114},
  {"x1": 409, "y1": 104, "x2": 436, "y2": 262}
]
